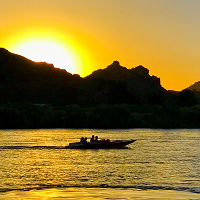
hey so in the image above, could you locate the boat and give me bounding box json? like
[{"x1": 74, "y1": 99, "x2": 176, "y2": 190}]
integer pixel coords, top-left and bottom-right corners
[{"x1": 65, "y1": 139, "x2": 136, "y2": 149}]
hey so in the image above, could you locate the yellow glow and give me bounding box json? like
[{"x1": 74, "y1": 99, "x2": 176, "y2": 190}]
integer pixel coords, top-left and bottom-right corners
[
  {"x1": 4, "y1": 28, "x2": 92, "y2": 76},
  {"x1": 14, "y1": 40, "x2": 75, "y2": 73}
]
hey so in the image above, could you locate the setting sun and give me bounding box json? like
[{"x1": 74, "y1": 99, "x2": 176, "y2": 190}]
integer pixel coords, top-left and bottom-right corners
[
  {"x1": 4, "y1": 28, "x2": 90, "y2": 76},
  {"x1": 13, "y1": 40, "x2": 75, "y2": 74}
]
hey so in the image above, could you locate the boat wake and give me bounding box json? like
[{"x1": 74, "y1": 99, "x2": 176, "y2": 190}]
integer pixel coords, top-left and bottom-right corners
[{"x1": 0, "y1": 146, "x2": 66, "y2": 149}]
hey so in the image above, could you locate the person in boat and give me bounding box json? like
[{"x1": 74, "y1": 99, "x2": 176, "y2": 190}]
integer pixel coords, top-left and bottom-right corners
[
  {"x1": 106, "y1": 139, "x2": 110, "y2": 143},
  {"x1": 99, "y1": 139, "x2": 110, "y2": 144},
  {"x1": 90, "y1": 135, "x2": 95, "y2": 143},
  {"x1": 83, "y1": 137, "x2": 88, "y2": 144},
  {"x1": 100, "y1": 139, "x2": 105, "y2": 143},
  {"x1": 94, "y1": 136, "x2": 99, "y2": 143},
  {"x1": 80, "y1": 137, "x2": 84, "y2": 144}
]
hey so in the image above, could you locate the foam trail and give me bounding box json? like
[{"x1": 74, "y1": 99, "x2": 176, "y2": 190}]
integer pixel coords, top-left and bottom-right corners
[{"x1": 0, "y1": 146, "x2": 66, "y2": 149}]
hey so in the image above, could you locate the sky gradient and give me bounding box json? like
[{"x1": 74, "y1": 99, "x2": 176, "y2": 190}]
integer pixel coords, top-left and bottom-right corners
[{"x1": 1, "y1": 0, "x2": 200, "y2": 91}]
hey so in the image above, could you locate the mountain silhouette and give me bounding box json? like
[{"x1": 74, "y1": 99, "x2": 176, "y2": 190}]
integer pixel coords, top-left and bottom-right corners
[
  {"x1": 84, "y1": 61, "x2": 166, "y2": 104},
  {"x1": 0, "y1": 48, "x2": 166, "y2": 105},
  {"x1": 186, "y1": 81, "x2": 200, "y2": 91},
  {"x1": 0, "y1": 48, "x2": 82, "y2": 104}
]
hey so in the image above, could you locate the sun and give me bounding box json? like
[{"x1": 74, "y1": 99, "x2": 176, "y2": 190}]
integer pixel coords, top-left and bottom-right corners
[
  {"x1": 4, "y1": 28, "x2": 88, "y2": 75},
  {"x1": 14, "y1": 40, "x2": 75, "y2": 74}
]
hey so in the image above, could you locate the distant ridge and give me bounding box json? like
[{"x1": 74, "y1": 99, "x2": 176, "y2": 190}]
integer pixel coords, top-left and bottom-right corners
[
  {"x1": 87, "y1": 60, "x2": 160, "y2": 84},
  {"x1": 186, "y1": 81, "x2": 200, "y2": 91},
  {"x1": 0, "y1": 48, "x2": 166, "y2": 105},
  {"x1": 0, "y1": 48, "x2": 82, "y2": 104},
  {"x1": 85, "y1": 61, "x2": 166, "y2": 104}
]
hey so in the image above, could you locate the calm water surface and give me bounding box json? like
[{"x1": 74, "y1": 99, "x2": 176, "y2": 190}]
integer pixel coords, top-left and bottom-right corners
[{"x1": 0, "y1": 129, "x2": 199, "y2": 199}]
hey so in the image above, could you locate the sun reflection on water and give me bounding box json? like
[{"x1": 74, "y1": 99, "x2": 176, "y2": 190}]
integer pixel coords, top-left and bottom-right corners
[{"x1": 0, "y1": 129, "x2": 199, "y2": 199}]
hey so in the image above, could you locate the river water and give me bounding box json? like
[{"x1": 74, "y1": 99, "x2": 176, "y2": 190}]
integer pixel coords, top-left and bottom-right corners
[{"x1": 0, "y1": 129, "x2": 199, "y2": 199}]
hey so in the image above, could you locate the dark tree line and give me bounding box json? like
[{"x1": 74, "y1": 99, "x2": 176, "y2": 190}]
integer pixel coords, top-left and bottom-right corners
[{"x1": 0, "y1": 92, "x2": 200, "y2": 129}]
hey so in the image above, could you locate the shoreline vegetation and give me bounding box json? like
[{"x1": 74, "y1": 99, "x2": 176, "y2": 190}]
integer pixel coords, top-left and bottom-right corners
[
  {"x1": 1, "y1": 48, "x2": 200, "y2": 129},
  {"x1": 1, "y1": 101, "x2": 200, "y2": 129}
]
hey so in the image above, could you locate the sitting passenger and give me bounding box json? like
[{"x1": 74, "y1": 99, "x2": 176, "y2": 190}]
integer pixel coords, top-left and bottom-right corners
[
  {"x1": 99, "y1": 139, "x2": 105, "y2": 143},
  {"x1": 80, "y1": 137, "x2": 84, "y2": 144},
  {"x1": 83, "y1": 137, "x2": 88, "y2": 144},
  {"x1": 94, "y1": 136, "x2": 99, "y2": 143},
  {"x1": 102, "y1": 139, "x2": 106, "y2": 143},
  {"x1": 106, "y1": 139, "x2": 110, "y2": 143},
  {"x1": 90, "y1": 135, "x2": 95, "y2": 143}
]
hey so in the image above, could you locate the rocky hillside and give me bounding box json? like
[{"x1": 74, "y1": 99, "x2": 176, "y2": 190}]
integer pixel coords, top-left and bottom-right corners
[
  {"x1": 0, "y1": 48, "x2": 167, "y2": 106},
  {"x1": 186, "y1": 81, "x2": 200, "y2": 91}
]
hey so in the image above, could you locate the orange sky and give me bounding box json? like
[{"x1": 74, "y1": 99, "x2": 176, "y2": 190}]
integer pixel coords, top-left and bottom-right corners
[{"x1": 1, "y1": 0, "x2": 200, "y2": 91}]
